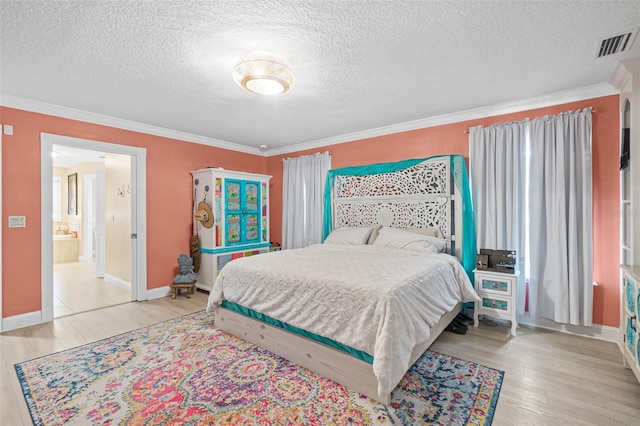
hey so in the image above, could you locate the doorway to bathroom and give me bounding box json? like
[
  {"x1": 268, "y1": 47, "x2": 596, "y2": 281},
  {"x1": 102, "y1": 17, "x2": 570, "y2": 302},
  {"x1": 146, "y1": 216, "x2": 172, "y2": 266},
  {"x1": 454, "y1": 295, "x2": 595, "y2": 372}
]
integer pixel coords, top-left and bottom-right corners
[
  {"x1": 41, "y1": 134, "x2": 147, "y2": 322},
  {"x1": 51, "y1": 145, "x2": 132, "y2": 317}
]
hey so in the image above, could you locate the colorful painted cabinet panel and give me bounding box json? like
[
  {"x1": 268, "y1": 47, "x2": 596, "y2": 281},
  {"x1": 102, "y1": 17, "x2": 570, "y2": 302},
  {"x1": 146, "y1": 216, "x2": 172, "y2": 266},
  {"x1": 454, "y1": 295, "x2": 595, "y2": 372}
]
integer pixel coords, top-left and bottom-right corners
[
  {"x1": 481, "y1": 279, "x2": 508, "y2": 292},
  {"x1": 482, "y1": 297, "x2": 509, "y2": 311},
  {"x1": 620, "y1": 266, "x2": 640, "y2": 385},
  {"x1": 627, "y1": 278, "x2": 636, "y2": 314},
  {"x1": 627, "y1": 317, "x2": 636, "y2": 356},
  {"x1": 224, "y1": 179, "x2": 262, "y2": 246}
]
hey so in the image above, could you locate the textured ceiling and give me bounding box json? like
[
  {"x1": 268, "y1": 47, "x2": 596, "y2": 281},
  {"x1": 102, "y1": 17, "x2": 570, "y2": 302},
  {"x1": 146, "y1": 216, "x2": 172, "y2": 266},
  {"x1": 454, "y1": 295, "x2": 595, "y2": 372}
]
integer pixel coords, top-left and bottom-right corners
[{"x1": 1, "y1": 1, "x2": 639, "y2": 152}]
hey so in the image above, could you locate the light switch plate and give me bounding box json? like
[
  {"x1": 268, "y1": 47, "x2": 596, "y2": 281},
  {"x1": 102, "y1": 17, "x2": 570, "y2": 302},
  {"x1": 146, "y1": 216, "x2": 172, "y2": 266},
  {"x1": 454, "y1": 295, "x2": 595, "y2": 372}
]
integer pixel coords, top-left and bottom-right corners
[{"x1": 8, "y1": 216, "x2": 26, "y2": 228}]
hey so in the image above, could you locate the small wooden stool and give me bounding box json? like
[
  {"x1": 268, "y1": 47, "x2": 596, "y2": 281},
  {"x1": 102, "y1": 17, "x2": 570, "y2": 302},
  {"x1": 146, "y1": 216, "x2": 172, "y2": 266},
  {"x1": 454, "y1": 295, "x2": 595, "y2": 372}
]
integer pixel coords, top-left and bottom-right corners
[{"x1": 170, "y1": 282, "x2": 196, "y2": 299}]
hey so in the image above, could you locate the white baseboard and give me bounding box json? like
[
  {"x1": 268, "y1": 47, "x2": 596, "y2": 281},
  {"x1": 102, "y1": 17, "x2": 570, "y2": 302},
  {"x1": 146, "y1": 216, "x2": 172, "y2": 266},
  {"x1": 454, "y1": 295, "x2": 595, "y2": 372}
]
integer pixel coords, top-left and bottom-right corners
[
  {"x1": 1, "y1": 285, "x2": 178, "y2": 332},
  {"x1": 147, "y1": 286, "x2": 172, "y2": 300},
  {"x1": 78, "y1": 255, "x2": 92, "y2": 262},
  {"x1": 104, "y1": 273, "x2": 132, "y2": 291},
  {"x1": 194, "y1": 281, "x2": 212, "y2": 292},
  {"x1": 42, "y1": 306, "x2": 53, "y2": 323},
  {"x1": 517, "y1": 314, "x2": 619, "y2": 342},
  {"x1": 466, "y1": 307, "x2": 620, "y2": 342},
  {"x1": 1, "y1": 310, "x2": 43, "y2": 332}
]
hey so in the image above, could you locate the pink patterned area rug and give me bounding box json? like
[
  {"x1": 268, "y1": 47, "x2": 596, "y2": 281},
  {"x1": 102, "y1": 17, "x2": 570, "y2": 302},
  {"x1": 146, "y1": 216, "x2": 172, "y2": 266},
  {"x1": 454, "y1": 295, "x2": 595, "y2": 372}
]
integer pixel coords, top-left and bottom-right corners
[{"x1": 15, "y1": 311, "x2": 503, "y2": 425}]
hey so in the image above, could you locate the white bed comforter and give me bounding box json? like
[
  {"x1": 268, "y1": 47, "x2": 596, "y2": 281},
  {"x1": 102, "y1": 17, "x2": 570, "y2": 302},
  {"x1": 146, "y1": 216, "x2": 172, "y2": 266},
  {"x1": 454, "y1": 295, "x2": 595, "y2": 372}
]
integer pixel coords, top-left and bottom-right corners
[{"x1": 207, "y1": 244, "x2": 479, "y2": 397}]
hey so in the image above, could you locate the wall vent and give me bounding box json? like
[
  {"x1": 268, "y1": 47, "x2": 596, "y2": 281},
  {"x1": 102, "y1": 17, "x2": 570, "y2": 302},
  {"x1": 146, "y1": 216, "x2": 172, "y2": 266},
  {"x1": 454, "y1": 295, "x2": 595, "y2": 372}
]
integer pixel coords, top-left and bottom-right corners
[{"x1": 596, "y1": 28, "x2": 638, "y2": 58}]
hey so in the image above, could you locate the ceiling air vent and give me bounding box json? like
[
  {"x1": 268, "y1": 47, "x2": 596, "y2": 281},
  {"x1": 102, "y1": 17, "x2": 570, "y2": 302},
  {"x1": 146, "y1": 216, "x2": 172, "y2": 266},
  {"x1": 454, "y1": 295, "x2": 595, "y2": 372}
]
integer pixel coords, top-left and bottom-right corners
[{"x1": 596, "y1": 28, "x2": 638, "y2": 58}]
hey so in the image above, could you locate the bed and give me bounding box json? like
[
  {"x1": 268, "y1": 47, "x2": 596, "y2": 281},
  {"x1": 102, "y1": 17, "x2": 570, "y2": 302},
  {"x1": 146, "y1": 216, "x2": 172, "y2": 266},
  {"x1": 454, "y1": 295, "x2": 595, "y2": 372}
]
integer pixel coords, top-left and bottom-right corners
[{"x1": 206, "y1": 155, "x2": 479, "y2": 405}]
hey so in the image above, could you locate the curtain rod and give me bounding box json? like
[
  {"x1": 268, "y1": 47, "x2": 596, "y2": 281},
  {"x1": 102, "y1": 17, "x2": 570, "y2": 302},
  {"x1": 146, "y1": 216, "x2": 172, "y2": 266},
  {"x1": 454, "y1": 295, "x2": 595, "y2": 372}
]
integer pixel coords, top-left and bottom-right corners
[
  {"x1": 463, "y1": 107, "x2": 598, "y2": 134},
  {"x1": 281, "y1": 150, "x2": 331, "y2": 161}
]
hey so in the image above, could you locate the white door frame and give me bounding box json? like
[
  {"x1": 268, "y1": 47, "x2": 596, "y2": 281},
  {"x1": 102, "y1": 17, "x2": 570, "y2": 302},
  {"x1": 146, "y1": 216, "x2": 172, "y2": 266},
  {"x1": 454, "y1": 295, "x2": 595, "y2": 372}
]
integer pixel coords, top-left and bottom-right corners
[
  {"x1": 95, "y1": 170, "x2": 106, "y2": 278},
  {"x1": 0, "y1": 129, "x2": 3, "y2": 331},
  {"x1": 81, "y1": 174, "x2": 96, "y2": 262},
  {"x1": 40, "y1": 133, "x2": 147, "y2": 323}
]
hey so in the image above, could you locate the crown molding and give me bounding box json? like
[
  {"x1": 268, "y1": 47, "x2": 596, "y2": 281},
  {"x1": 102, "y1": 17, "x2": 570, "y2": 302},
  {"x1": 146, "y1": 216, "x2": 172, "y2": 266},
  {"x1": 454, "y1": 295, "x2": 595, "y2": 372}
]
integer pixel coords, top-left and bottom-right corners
[
  {"x1": 610, "y1": 58, "x2": 640, "y2": 93},
  {"x1": 0, "y1": 83, "x2": 617, "y2": 159},
  {"x1": 621, "y1": 57, "x2": 640, "y2": 74},
  {"x1": 0, "y1": 94, "x2": 263, "y2": 156},
  {"x1": 266, "y1": 83, "x2": 617, "y2": 156},
  {"x1": 610, "y1": 62, "x2": 633, "y2": 91}
]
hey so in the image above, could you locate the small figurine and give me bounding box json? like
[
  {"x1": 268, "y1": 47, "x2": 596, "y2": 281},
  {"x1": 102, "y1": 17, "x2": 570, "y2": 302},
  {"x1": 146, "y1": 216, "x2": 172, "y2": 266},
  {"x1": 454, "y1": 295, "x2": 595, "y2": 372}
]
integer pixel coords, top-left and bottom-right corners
[
  {"x1": 190, "y1": 235, "x2": 201, "y2": 273},
  {"x1": 174, "y1": 254, "x2": 197, "y2": 284}
]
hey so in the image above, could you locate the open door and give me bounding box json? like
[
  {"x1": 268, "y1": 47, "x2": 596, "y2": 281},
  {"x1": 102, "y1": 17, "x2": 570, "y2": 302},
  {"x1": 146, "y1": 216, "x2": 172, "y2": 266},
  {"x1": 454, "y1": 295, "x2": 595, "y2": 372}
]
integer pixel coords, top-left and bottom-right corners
[{"x1": 95, "y1": 169, "x2": 106, "y2": 278}]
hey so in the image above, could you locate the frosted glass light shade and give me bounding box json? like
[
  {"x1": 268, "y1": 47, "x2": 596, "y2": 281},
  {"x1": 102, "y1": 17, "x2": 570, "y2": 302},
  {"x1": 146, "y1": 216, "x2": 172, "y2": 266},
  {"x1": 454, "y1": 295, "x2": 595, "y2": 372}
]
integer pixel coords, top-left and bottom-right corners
[{"x1": 233, "y1": 53, "x2": 295, "y2": 95}]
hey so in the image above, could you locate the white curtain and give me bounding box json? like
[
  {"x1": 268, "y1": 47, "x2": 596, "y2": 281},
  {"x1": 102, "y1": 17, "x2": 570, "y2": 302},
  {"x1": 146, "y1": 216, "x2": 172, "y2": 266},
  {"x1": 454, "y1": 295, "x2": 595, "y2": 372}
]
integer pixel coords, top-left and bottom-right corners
[
  {"x1": 469, "y1": 121, "x2": 527, "y2": 314},
  {"x1": 282, "y1": 151, "x2": 331, "y2": 249},
  {"x1": 528, "y1": 109, "x2": 593, "y2": 326}
]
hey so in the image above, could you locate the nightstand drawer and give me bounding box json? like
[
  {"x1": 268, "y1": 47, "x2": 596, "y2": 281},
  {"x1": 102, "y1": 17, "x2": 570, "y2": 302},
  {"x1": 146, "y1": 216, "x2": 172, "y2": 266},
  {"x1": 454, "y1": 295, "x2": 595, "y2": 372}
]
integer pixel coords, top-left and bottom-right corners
[
  {"x1": 477, "y1": 276, "x2": 513, "y2": 296},
  {"x1": 480, "y1": 296, "x2": 513, "y2": 315}
]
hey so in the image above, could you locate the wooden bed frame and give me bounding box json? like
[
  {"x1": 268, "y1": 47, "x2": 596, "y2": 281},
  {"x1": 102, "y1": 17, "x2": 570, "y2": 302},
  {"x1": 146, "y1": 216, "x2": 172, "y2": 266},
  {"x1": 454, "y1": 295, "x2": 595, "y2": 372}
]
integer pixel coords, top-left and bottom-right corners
[
  {"x1": 214, "y1": 303, "x2": 462, "y2": 405},
  {"x1": 213, "y1": 157, "x2": 467, "y2": 405}
]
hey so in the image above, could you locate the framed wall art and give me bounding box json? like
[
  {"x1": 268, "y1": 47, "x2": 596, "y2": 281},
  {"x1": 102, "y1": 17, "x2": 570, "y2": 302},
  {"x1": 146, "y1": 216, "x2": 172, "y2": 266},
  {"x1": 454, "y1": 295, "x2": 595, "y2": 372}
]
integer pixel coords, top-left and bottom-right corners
[{"x1": 68, "y1": 173, "x2": 77, "y2": 215}]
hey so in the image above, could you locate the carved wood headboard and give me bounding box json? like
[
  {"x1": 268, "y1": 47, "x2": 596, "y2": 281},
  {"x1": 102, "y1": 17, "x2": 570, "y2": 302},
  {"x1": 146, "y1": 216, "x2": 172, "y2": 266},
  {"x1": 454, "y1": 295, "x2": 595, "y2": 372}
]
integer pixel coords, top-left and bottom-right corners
[{"x1": 329, "y1": 157, "x2": 464, "y2": 258}]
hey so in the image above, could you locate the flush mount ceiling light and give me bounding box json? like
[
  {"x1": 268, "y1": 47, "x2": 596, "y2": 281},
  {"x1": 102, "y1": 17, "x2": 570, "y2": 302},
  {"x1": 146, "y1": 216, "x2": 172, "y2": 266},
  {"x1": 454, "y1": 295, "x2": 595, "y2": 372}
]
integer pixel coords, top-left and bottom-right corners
[{"x1": 233, "y1": 52, "x2": 295, "y2": 95}]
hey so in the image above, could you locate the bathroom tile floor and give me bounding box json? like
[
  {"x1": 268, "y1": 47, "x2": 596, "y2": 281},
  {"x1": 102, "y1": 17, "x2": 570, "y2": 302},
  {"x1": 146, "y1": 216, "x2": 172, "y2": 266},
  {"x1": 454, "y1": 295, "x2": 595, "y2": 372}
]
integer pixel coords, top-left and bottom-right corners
[{"x1": 53, "y1": 261, "x2": 131, "y2": 318}]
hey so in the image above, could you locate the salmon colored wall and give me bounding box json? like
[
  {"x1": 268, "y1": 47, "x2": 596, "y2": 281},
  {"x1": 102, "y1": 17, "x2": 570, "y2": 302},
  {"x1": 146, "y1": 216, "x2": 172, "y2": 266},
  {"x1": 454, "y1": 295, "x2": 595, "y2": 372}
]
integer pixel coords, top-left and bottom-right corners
[
  {"x1": 2, "y1": 95, "x2": 620, "y2": 327},
  {"x1": 267, "y1": 95, "x2": 620, "y2": 328},
  {"x1": 1, "y1": 106, "x2": 264, "y2": 318}
]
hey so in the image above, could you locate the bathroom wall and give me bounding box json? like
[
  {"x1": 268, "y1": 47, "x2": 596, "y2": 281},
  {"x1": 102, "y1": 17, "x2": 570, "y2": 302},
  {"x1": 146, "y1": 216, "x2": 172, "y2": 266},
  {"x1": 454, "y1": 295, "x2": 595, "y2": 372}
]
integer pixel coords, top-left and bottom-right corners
[{"x1": 104, "y1": 154, "x2": 132, "y2": 284}]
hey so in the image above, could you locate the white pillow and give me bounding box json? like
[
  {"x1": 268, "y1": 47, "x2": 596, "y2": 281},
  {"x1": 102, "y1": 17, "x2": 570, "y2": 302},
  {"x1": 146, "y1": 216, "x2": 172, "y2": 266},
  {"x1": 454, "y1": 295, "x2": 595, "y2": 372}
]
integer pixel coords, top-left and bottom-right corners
[
  {"x1": 373, "y1": 227, "x2": 448, "y2": 253},
  {"x1": 404, "y1": 227, "x2": 444, "y2": 239},
  {"x1": 324, "y1": 226, "x2": 374, "y2": 245},
  {"x1": 368, "y1": 225, "x2": 443, "y2": 244}
]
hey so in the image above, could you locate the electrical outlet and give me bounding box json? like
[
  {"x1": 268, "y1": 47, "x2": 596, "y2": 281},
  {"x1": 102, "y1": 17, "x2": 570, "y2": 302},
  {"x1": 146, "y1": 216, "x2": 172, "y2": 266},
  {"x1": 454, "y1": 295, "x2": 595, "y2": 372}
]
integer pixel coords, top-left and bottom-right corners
[
  {"x1": 3, "y1": 125, "x2": 13, "y2": 135},
  {"x1": 8, "y1": 216, "x2": 26, "y2": 228}
]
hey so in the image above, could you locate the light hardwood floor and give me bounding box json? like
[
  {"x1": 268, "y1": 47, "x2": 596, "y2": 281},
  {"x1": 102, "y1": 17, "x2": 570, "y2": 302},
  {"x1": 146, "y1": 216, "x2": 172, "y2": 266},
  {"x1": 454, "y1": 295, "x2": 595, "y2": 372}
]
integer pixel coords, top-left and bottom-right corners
[
  {"x1": 2, "y1": 295, "x2": 639, "y2": 425},
  {"x1": 432, "y1": 322, "x2": 640, "y2": 425},
  {"x1": 54, "y1": 262, "x2": 131, "y2": 317}
]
